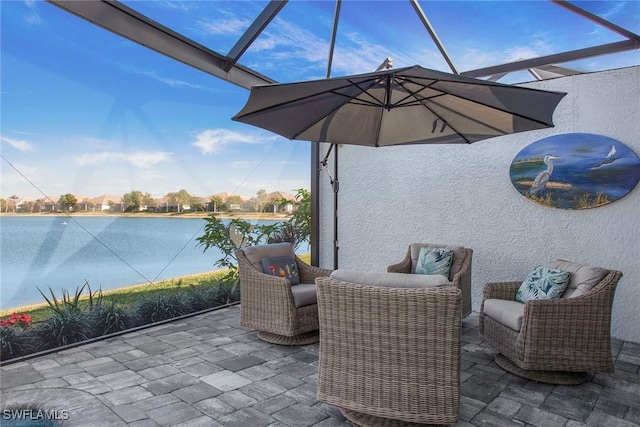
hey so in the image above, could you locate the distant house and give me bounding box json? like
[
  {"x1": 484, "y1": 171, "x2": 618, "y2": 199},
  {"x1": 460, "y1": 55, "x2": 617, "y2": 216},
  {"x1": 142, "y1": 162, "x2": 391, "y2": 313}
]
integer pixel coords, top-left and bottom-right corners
[
  {"x1": 90, "y1": 195, "x2": 123, "y2": 212},
  {"x1": 42, "y1": 197, "x2": 59, "y2": 212},
  {"x1": 267, "y1": 191, "x2": 295, "y2": 214},
  {"x1": 75, "y1": 195, "x2": 94, "y2": 212}
]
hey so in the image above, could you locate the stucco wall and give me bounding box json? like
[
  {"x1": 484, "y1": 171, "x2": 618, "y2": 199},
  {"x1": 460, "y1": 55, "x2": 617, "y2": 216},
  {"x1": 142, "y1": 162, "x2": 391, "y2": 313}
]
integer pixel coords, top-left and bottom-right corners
[{"x1": 318, "y1": 66, "x2": 640, "y2": 343}]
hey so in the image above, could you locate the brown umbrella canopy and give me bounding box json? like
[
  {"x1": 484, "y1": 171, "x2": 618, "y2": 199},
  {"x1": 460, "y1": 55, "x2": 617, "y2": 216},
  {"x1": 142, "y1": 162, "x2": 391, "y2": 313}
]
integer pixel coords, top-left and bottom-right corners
[{"x1": 232, "y1": 65, "x2": 566, "y2": 147}]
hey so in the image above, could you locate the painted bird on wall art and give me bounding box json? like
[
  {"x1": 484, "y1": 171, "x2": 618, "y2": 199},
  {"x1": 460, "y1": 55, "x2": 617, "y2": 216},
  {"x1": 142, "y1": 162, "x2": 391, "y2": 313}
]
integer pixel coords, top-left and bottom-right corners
[
  {"x1": 590, "y1": 145, "x2": 619, "y2": 168},
  {"x1": 529, "y1": 154, "x2": 561, "y2": 195}
]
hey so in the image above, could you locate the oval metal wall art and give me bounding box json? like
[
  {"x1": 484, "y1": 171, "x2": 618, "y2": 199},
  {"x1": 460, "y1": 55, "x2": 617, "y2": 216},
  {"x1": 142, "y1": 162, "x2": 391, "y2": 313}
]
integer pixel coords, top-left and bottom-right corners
[{"x1": 510, "y1": 133, "x2": 640, "y2": 209}]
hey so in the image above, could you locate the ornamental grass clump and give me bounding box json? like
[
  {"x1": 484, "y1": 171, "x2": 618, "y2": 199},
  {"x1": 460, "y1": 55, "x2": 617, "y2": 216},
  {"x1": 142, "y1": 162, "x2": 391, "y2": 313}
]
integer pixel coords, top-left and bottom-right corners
[
  {"x1": 37, "y1": 309, "x2": 91, "y2": 348},
  {"x1": 134, "y1": 292, "x2": 189, "y2": 324},
  {"x1": 35, "y1": 282, "x2": 99, "y2": 348},
  {"x1": 88, "y1": 301, "x2": 133, "y2": 336}
]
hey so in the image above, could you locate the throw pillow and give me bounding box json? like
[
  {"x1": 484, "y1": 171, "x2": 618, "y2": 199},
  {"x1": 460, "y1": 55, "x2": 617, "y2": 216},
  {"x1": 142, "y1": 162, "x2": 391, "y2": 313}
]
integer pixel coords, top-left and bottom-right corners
[
  {"x1": 515, "y1": 266, "x2": 570, "y2": 303},
  {"x1": 261, "y1": 256, "x2": 300, "y2": 285},
  {"x1": 415, "y1": 247, "x2": 453, "y2": 278}
]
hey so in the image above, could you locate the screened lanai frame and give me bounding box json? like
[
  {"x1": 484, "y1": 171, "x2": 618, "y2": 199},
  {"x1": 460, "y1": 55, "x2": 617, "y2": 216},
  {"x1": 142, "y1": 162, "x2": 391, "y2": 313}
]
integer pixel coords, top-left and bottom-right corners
[{"x1": 47, "y1": 0, "x2": 640, "y2": 266}]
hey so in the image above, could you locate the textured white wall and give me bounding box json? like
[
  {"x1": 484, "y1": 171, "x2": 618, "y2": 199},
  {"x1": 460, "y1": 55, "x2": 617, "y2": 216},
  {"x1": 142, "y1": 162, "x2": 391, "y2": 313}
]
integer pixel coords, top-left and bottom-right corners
[{"x1": 318, "y1": 66, "x2": 640, "y2": 343}]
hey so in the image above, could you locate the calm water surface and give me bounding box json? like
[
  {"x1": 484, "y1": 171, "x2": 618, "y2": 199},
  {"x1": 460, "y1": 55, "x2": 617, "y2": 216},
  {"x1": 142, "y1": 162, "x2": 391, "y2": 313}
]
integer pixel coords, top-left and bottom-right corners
[{"x1": 0, "y1": 216, "x2": 283, "y2": 309}]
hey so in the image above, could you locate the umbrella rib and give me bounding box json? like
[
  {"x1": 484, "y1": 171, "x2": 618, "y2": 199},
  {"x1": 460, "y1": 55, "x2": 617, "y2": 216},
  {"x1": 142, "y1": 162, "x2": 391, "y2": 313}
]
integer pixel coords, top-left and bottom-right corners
[
  {"x1": 289, "y1": 78, "x2": 385, "y2": 140},
  {"x1": 390, "y1": 78, "x2": 472, "y2": 143},
  {"x1": 235, "y1": 80, "x2": 374, "y2": 118},
  {"x1": 389, "y1": 78, "x2": 556, "y2": 143},
  {"x1": 399, "y1": 76, "x2": 555, "y2": 127}
]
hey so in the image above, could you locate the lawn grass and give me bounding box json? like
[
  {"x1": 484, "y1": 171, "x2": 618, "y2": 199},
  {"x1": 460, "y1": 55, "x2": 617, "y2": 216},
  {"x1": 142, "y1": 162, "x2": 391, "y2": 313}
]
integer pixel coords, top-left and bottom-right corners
[{"x1": 1, "y1": 252, "x2": 312, "y2": 323}]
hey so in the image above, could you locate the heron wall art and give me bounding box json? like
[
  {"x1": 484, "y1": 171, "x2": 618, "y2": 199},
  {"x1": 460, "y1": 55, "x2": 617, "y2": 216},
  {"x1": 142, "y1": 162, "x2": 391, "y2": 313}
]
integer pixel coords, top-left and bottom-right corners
[{"x1": 510, "y1": 133, "x2": 640, "y2": 210}]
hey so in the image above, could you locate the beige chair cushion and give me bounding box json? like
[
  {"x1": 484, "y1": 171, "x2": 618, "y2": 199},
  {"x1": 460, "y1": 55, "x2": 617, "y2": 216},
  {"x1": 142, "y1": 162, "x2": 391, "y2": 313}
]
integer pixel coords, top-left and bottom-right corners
[
  {"x1": 330, "y1": 269, "x2": 450, "y2": 288},
  {"x1": 291, "y1": 284, "x2": 317, "y2": 308},
  {"x1": 409, "y1": 243, "x2": 466, "y2": 280},
  {"x1": 242, "y1": 243, "x2": 295, "y2": 272},
  {"x1": 483, "y1": 299, "x2": 525, "y2": 331},
  {"x1": 549, "y1": 259, "x2": 609, "y2": 298}
]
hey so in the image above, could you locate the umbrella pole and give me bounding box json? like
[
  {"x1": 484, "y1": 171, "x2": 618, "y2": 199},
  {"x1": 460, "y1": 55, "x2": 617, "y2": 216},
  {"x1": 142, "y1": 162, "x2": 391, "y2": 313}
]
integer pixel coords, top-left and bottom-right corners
[
  {"x1": 311, "y1": 141, "x2": 320, "y2": 267},
  {"x1": 320, "y1": 144, "x2": 339, "y2": 270},
  {"x1": 333, "y1": 145, "x2": 339, "y2": 269},
  {"x1": 327, "y1": 0, "x2": 341, "y2": 269}
]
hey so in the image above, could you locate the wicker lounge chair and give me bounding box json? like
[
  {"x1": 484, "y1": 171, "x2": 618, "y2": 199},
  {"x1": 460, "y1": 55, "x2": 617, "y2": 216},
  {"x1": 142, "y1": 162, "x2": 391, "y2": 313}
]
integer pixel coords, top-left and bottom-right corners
[
  {"x1": 236, "y1": 243, "x2": 332, "y2": 345},
  {"x1": 316, "y1": 273, "x2": 462, "y2": 426},
  {"x1": 387, "y1": 242, "x2": 473, "y2": 317},
  {"x1": 479, "y1": 259, "x2": 623, "y2": 384}
]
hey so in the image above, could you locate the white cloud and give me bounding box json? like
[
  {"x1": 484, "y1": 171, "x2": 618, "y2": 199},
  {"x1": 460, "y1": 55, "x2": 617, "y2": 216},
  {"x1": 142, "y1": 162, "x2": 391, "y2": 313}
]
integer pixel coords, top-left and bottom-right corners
[
  {"x1": 24, "y1": 0, "x2": 42, "y2": 25},
  {"x1": 601, "y1": 2, "x2": 626, "y2": 19},
  {"x1": 1, "y1": 136, "x2": 35, "y2": 152},
  {"x1": 74, "y1": 151, "x2": 173, "y2": 168},
  {"x1": 247, "y1": 19, "x2": 420, "y2": 77},
  {"x1": 199, "y1": 16, "x2": 251, "y2": 35},
  {"x1": 191, "y1": 129, "x2": 273, "y2": 154},
  {"x1": 138, "y1": 71, "x2": 205, "y2": 89},
  {"x1": 231, "y1": 160, "x2": 258, "y2": 168}
]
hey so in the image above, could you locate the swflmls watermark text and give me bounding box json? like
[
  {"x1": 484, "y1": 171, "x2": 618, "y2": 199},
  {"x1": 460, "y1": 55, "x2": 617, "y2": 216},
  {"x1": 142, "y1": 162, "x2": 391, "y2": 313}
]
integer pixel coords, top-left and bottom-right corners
[{"x1": 2, "y1": 409, "x2": 69, "y2": 421}]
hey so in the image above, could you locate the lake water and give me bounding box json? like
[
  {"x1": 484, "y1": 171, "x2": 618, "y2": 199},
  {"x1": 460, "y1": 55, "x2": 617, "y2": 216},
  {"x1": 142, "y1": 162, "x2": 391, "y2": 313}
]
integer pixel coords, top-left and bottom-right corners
[{"x1": 0, "y1": 216, "x2": 296, "y2": 310}]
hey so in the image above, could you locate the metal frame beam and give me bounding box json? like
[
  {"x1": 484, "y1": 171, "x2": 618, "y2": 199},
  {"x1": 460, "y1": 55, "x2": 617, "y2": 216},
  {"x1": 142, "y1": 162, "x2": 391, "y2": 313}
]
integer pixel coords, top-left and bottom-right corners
[
  {"x1": 46, "y1": 0, "x2": 276, "y2": 89},
  {"x1": 551, "y1": 0, "x2": 640, "y2": 43},
  {"x1": 226, "y1": 1, "x2": 288, "y2": 71},
  {"x1": 410, "y1": 0, "x2": 459, "y2": 75},
  {"x1": 462, "y1": 40, "x2": 640, "y2": 79}
]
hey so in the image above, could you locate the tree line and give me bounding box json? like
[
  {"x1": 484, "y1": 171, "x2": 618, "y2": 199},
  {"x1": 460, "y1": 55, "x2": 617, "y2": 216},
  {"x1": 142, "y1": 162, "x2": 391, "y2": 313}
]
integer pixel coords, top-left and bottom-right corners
[{"x1": 0, "y1": 188, "x2": 301, "y2": 214}]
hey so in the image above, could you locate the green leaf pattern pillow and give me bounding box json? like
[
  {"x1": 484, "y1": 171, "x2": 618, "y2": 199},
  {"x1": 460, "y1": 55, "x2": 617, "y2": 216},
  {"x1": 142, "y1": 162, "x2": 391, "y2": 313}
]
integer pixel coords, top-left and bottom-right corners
[
  {"x1": 516, "y1": 266, "x2": 570, "y2": 303},
  {"x1": 415, "y1": 247, "x2": 453, "y2": 278}
]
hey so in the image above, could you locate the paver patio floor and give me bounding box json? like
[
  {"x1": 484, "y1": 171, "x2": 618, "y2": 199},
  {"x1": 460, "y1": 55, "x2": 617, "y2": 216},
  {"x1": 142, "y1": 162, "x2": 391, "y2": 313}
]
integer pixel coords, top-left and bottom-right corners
[{"x1": 1, "y1": 305, "x2": 639, "y2": 426}]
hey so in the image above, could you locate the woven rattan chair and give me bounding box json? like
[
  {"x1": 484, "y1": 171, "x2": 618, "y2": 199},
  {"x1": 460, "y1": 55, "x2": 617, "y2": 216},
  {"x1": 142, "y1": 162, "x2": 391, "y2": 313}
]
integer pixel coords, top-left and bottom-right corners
[
  {"x1": 316, "y1": 275, "x2": 462, "y2": 426},
  {"x1": 236, "y1": 243, "x2": 332, "y2": 345},
  {"x1": 388, "y1": 243, "x2": 473, "y2": 317},
  {"x1": 479, "y1": 260, "x2": 623, "y2": 384}
]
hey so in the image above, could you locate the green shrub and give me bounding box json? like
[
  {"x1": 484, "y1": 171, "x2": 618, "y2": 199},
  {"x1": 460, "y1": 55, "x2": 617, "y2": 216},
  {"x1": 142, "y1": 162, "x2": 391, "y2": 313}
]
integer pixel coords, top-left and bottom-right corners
[
  {"x1": 1, "y1": 326, "x2": 23, "y2": 360},
  {"x1": 89, "y1": 302, "x2": 132, "y2": 336},
  {"x1": 2, "y1": 273, "x2": 245, "y2": 361},
  {"x1": 37, "y1": 310, "x2": 91, "y2": 348},
  {"x1": 134, "y1": 293, "x2": 189, "y2": 324}
]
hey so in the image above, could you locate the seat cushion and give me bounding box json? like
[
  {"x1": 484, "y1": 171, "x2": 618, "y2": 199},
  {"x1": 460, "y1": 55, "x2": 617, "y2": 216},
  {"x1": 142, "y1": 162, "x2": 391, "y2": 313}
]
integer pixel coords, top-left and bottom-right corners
[
  {"x1": 415, "y1": 247, "x2": 453, "y2": 277},
  {"x1": 291, "y1": 283, "x2": 317, "y2": 308},
  {"x1": 242, "y1": 242, "x2": 295, "y2": 272},
  {"x1": 515, "y1": 266, "x2": 570, "y2": 303},
  {"x1": 261, "y1": 255, "x2": 300, "y2": 285},
  {"x1": 330, "y1": 269, "x2": 450, "y2": 288},
  {"x1": 409, "y1": 243, "x2": 466, "y2": 280},
  {"x1": 548, "y1": 259, "x2": 609, "y2": 298},
  {"x1": 483, "y1": 299, "x2": 525, "y2": 331}
]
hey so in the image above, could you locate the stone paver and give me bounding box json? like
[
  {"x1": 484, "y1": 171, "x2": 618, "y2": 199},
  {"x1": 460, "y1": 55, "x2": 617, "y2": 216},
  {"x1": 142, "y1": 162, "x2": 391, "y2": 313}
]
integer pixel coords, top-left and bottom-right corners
[{"x1": 1, "y1": 305, "x2": 639, "y2": 426}]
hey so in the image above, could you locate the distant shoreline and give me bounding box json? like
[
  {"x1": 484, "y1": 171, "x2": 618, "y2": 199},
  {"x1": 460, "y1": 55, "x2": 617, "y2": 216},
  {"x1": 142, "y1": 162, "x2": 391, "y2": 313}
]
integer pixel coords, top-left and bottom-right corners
[{"x1": 0, "y1": 212, "x2": 290, "y2": 220}]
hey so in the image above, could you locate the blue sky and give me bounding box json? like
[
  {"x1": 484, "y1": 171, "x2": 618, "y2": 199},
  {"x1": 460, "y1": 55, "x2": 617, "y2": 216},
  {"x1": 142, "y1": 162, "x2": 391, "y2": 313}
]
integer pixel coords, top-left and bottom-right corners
[{"x1": 1, "y1": 0, "x2": 639, "y2": 201}]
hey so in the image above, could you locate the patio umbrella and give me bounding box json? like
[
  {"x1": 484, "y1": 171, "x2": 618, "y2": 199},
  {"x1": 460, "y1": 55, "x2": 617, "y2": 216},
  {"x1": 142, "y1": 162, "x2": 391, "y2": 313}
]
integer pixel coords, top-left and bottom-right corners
[
  {"x1": 232, "y1": 65, "x2": 566, "y2": 268},
  {"x1": 232, "y1": 65, "x2": 566, "y2": 147}
]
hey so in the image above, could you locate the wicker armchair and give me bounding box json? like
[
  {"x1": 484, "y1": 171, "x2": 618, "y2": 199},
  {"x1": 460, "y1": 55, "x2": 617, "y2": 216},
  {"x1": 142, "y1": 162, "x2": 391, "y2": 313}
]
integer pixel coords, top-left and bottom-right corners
[
  {"x1": 388, "y1": 243, "x2": 473, "y2": 317},
  {"x1": 479, "y1": 260, "x2": 622, "y2": 384},
  {"x1": 236, "y1": 243, "x2": 332, "y2": 345},
  {"x1": 316, "y1": 275, "x2": 462, "y2": 426}
]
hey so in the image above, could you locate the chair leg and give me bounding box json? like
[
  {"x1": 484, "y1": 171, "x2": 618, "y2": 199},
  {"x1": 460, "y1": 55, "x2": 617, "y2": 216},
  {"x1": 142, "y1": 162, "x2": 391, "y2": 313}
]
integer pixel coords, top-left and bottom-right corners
[
  {"x1": 340, "y1": 408, "x2": 453, "y2": 427},
  {"x1": 257, "y1": 330, "x2": 319, "y2": 345},
  {"x1": 494, "y1": 354, "x2": 592, "y2": 385}
]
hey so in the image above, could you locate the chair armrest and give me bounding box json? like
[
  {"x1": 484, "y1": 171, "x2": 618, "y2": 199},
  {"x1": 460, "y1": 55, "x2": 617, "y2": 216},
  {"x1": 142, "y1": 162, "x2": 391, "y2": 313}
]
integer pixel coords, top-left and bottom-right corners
[
  {"x1": 482, "y1": 281, "x2": 521, "y2": 301},
  {"x1": 387, "y1": 248, "x2": 412, "y2": 273},
  {"x1": 236, "y1": 250, "x2": 295, "y2": 303},
  {"x1": 517, "y1": 287, "x2": 616, "y2": 371},
  {"x1": 296, "y1": 254, "x2": 333, "y2": 283},
  {"x1": 521, "y1": 271, "x2": 619, "y2": 343}
]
